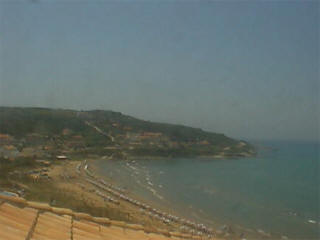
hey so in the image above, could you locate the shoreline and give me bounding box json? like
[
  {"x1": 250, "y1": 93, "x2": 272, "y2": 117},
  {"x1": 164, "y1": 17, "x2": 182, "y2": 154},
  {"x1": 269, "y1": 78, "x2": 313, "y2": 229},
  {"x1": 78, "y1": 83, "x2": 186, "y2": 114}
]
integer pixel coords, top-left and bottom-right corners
[
  {"x1": 43, "y1": 159, "x2": 217, "y2": 239},
  {"x1": 89, "y1": 160, "x2": 213, "y2": 228},
  {"x1": 87, "y1": 158, "x2": 277, "y2": 240},
  {"x1": 83, "y1": 160, "x2": 216, "y2": 238},
  {"x1": 4, "y1": 155, "x2": 295, "y2": 240},
  {"x1": 24, "y1": 156, "x2": 288, "y2": 240},
  {"x1": 124, "y1": 153, "x2": 256, "y2": 161},
  {"x1": 88, "y1": 157, "x2": 293, "y2": 240}
]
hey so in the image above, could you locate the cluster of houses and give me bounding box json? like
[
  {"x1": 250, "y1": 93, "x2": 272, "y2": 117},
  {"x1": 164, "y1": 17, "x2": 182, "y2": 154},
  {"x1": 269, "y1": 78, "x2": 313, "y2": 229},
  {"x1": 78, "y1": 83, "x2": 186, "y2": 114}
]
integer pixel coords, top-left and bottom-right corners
[
  {"x1": 26, "y1": 168, "x2": 50, "y2": 181},
  {"x1": 0, "y1": 121, "x2": 218, "y2": 163},
  {"x1": 0, "y1": 131, "x2": 74, "y2": 161},
  {"x1": 0, "y1": 134, "x2": 19, "y2": 161}
]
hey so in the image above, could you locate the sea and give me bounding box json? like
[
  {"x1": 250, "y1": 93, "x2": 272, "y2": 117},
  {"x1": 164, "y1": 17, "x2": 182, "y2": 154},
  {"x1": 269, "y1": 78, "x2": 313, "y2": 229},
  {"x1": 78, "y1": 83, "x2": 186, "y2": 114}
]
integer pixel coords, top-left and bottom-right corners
[{"x1": 93, "y1": 140, "x2": 320, "y2": 239}]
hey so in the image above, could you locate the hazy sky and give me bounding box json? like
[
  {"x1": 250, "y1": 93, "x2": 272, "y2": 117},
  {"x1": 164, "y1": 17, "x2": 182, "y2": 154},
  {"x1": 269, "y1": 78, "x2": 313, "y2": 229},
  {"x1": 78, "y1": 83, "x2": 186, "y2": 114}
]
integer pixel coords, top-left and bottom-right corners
[{"x1": 0, "y1": 0, "x2": 318, "y2": 141}]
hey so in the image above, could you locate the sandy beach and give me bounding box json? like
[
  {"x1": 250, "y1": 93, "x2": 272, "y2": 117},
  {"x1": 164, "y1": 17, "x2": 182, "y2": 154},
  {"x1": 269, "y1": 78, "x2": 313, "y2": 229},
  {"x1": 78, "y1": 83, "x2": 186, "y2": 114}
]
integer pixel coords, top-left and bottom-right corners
[{"x1": 43, "y1": 159, "x2": 216, "y2": 240}]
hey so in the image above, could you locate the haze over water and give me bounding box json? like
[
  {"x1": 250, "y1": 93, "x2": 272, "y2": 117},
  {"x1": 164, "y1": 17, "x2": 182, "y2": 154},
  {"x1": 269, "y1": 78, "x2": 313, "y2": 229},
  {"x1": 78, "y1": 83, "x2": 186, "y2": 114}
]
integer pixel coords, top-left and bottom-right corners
[{"x1": 94, "y1": 140, "x2": 320, "y2": 239}]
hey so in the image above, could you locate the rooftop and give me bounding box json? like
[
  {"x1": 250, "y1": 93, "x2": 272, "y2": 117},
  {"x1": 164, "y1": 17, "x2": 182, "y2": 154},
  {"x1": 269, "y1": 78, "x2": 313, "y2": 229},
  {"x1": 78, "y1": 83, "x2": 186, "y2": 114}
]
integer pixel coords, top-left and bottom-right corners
[{"x1": 0, "y1": 194, "x2": 212, "y2": 240}]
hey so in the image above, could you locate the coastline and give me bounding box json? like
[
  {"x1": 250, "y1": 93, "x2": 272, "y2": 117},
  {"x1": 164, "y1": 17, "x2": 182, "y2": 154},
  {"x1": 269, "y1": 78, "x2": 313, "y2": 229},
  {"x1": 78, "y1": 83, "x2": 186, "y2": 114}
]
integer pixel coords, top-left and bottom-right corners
[
  {"x1": 12, "y1": 153, "x2": 304, "y2": 240},
  {"x1": 87, "y1": 156, "x2": 297, "y2": 240},
  {"x1": 89, "y1": 160, "x2": 209, "y2": 226},
  {"x1": 84, "y1": 160, "x2": 218, "y2": 237},
  {"x1": 22, "y1": 150, "x2": 303, "y2": 240},
  {"x1": 88, "y1": 158, "x2": 268, "y2": 240},
  {"x1": 42, "y1": 159, "x2": 217, "y2": 239},
  {"x1": 124, "y1": 151, "x2": 257, "y2": 161}
]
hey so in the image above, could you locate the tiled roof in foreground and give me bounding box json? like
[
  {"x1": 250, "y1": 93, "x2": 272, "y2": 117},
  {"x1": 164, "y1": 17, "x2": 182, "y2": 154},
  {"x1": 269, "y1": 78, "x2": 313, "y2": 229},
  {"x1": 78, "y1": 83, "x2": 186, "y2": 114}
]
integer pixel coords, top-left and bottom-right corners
[{"x1": 0, "y1": 195, "x2": 212, "y2": 240}]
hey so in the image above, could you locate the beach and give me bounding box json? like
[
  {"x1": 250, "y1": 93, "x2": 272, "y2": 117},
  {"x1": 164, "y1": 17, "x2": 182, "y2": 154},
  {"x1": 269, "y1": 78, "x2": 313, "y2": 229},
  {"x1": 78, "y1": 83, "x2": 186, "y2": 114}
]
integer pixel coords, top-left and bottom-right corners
[
  {"x1": 43, "y1": 159, "x2": 217, "y2": 240},
  {"x1": 92, "y1": 141, "x2": 320, "y2": 240},
  {"x1": 34, "y1": 140, "x2": 319, "y2": 240}
]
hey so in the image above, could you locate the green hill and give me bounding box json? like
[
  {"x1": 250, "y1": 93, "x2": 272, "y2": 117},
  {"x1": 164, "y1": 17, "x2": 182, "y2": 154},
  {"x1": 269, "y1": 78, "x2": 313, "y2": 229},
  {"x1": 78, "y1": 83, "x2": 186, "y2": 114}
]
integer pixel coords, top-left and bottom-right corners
[{"x1": 0, "y1": 107, "x2": 255, "y2": 158}]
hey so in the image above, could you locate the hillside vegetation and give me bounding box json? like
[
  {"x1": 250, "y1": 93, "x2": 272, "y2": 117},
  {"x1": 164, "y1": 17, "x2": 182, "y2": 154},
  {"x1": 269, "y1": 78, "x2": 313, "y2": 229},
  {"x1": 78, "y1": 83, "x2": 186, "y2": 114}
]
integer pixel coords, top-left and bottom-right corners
[{"x1": 0, "y1": 107, "x2": 255, "y2": 159}]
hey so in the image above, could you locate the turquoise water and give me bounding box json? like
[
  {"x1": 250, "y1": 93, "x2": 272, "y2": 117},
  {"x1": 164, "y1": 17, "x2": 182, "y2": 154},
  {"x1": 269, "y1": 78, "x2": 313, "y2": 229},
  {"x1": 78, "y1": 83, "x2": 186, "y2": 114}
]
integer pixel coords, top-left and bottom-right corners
[{"x1": 93, "y1": 140, "x2": 320, "y2": 239}]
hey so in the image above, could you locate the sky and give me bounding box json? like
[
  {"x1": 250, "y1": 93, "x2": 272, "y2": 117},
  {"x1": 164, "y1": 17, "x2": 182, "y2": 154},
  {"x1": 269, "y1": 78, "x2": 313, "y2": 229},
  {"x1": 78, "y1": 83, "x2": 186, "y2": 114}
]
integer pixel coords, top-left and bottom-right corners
[{"x1": 0, "y1": 0, "x2": 319, "y2": 141}]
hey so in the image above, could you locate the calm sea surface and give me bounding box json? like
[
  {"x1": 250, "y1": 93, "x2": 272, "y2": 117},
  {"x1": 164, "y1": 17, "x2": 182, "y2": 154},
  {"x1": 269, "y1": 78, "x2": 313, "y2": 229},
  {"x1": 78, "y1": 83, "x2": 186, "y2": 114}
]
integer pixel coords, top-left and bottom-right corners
[{"x1": 93, "y1": 140, "x2": 319, "y2": 239}]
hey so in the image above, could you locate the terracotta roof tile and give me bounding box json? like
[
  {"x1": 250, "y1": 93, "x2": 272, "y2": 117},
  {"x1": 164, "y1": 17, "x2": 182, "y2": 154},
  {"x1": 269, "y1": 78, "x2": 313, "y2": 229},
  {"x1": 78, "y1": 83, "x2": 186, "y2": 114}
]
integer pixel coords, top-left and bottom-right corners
[
  {"x1": 0, "y1": 203, "x2": 37, "y2": 240},
  {"x1": 32, "y1": 212, "x2": 71, "y2": 240},
  {"x1": 0, "y1": 195, "x2": 212, "y2": 240}
]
